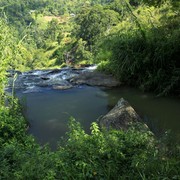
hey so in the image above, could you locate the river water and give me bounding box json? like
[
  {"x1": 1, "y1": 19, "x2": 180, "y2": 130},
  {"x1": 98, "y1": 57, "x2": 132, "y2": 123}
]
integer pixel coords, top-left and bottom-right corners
[
  {"x1": 17, "y1": 86, "x2": 109, "y2": 149},
  {"x1": 8, "y1": 68, "x2": 180, "y2": 149}
]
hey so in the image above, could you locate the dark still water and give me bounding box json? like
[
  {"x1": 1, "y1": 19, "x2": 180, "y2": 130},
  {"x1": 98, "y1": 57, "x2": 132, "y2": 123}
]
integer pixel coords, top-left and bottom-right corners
[
  {"x1": 17, "y1": 86, "x2": 180, "y2": 149},
  {"x1": 17, "y1": 86, "x2": 109, "y2": 149}
]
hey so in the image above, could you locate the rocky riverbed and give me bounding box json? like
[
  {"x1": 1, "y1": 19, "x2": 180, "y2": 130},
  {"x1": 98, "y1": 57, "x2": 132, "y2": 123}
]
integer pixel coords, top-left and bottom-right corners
[{"x1": 7, "y1": 66, "x2": 120, "y2": 93}]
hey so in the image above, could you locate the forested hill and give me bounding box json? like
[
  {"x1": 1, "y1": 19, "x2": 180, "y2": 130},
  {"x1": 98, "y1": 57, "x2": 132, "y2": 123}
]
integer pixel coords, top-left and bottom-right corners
[{"x1": 0, "y1": 0, "x2": 179, "y2": 96}]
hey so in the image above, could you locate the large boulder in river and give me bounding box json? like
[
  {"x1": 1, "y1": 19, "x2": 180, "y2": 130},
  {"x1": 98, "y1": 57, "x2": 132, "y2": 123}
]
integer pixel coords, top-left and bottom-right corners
[
  {"x1": 70, "y1": 71, "x2": 120, "y2": 87},
  {"x1": 99, "y1": 98, "x2": 141, "y2": 130}
]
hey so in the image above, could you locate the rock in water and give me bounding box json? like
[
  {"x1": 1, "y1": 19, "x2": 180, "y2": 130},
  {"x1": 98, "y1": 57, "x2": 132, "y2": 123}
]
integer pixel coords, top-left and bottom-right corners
[
  {"x1": 52, "y1": 85, "x2": 73, "y2": 90},
  {"x1": 70, "y1": 71, "x2": 120, "y2": 87},
  {"x1": 99, "y1": 98, "x2": 141, "y2": 130}
]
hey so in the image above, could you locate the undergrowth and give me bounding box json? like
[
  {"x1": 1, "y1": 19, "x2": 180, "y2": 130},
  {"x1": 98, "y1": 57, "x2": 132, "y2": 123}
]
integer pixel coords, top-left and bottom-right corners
[
  {"x1": 96, "y1": 1, "x2": 180, "y2": 96},
  {"x1": 0, "y1": 103, "x2": 179, "y2": 179}
]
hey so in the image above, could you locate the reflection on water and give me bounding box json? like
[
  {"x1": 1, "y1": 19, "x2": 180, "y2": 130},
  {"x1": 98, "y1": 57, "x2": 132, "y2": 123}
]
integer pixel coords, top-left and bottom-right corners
[{"x1": 17, "y1": 86, "x2": 180, "y2": 149}]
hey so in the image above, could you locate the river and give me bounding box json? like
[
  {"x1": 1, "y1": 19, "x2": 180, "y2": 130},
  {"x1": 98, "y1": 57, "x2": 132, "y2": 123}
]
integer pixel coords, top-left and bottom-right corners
[{"x1": 8, "y1": 68, "x2": 180, "y2": 149}]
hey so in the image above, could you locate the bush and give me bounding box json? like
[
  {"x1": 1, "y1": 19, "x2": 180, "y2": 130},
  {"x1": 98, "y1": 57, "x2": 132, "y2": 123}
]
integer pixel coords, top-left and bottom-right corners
[
  {"x1": 1, "y1": 113, "x2": 179, "y2": 179},
  {"x1": 54, "y1": 119, "x2": 179, "y2": 179},
  {"x1": 95, "y1": 1, "x2": 180, "y2": 96}
]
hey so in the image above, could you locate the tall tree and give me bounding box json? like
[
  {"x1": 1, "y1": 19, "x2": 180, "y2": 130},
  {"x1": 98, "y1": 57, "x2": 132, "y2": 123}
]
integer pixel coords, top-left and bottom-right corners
[
  {"x1": 75, "y1": 5, "x2": 119, "y2": 46},
  {"x1": 0, "y1": 19, "x2": 16, "y2": 103}
]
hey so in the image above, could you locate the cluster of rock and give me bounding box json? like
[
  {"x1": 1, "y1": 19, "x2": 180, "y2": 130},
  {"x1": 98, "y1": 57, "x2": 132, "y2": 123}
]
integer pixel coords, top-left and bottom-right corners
[{"x1": 7, "y1": 66, "x2": 120, "y2": 93}]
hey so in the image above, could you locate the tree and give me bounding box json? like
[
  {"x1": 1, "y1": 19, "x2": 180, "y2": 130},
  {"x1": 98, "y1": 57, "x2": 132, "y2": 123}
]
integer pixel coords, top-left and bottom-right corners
[
  {"x1": 0, "y1": 19, "x2": 15, "y2": 103},
  {"x1": 75, "y1": 5, "x2": 119, "y2": 46},
  {"x1": 45, "y1": 19, "x2": 61, "y2": 41}
]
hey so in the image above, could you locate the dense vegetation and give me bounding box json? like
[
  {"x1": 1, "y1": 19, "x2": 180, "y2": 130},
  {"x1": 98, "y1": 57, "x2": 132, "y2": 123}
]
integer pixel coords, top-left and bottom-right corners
[
  {"x1": 0, "y1": 0, "x2": 180, "y2": 179},
  {"x1": 0, "y1": 111, "x2": 179, "y2": 179},
  {"x1": 98, "y1": 1, "x2": 180, "y2": 96},
  {"x1": 1, "y1": 0, "x2": 179, "y2": 95}
]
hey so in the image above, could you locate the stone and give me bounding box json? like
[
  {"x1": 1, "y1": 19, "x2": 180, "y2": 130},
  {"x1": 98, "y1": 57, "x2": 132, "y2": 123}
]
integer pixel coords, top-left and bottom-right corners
[
  {"x1": 70, "y1": 71, "x2": 120, "y2": 87},
  {"x1": 47, "y1": 69, "x2": 62, "y2": 75},
  {"x1": 41, "y1": 77, "x2": 50, "y2": 80},
  {"x1": 52, "y1": 85, "x2": 73, "y2": 90},
  {"x1": 99, "y1": 98, "x2": 141, "y2": 130}
]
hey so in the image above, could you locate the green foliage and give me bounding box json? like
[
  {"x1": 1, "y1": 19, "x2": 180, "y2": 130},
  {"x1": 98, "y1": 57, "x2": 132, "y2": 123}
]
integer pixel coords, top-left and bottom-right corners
[
  {"x1": 75, "y1": 5, "x2": 119, "y2": 46},
  {"x1": 73, "y1": 39, "x2": 93, "y2": 63},
  {"x1": 5, "y1": 0, "x2": 179, "y2": 77},
  {"x1": 0, "y1": 99, "x2": 26, "y2": 144},
  {"x1": 96, "y1": 1, "x2": 180, "y2": 96},
  {"x1": 0, "y1": 113, "x2": 179, "y2": 179},
  {"x1": 0, "y1": 19, "x2": 22, "y2": 103},
  {"x1": 0, "y1": 0, "x2": 35, "y2": 31},
  {"x1": 56, "y1": 119, "x2": 179, "y2": 179},
  {"x1": 97, "y1": 61, "x2": 112, "y2": 74},
  {"x1": 0, "y1": 1, "x2": 180, "y2": 178}
]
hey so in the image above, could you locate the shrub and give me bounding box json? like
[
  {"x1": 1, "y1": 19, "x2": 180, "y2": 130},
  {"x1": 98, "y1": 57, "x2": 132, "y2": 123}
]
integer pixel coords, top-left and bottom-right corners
[
  {"x1": 0, "y1": 112, "x2": 179, "y2": 179},
  {"x1": 96, "y1": 1, "x2": 180, "y2": 96}
]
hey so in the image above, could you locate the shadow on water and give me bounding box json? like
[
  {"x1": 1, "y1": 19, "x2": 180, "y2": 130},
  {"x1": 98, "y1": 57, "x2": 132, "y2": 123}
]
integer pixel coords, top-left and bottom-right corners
[{"x1": 16, "y1": 86, "x2": 180, "y2": 150}]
